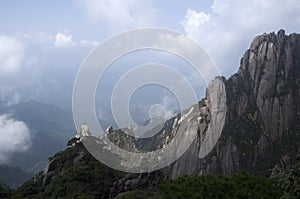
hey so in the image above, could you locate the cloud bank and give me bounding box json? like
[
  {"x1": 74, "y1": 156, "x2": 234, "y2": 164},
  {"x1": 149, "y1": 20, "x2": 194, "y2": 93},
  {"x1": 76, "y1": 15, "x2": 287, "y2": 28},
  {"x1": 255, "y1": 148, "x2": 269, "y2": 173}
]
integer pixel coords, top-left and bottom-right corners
[
  {"x1": 0, "y1": 115, "x2": 31, "y2": 164},
  {"x1": 54, "y1": 33, "x2": 76, "y2": 48},
  {"x1": 0, "y1": 35, "x2": 25, "y2": 77},
  {"x1": 54, "y1": 33, "x2": 99, "y2": 48},
  {"x1": 0, "y1": 32, "x2": 98, "y2": 107},
  {"x1": 181, "y1": 0, "x2": 300, "y2": 76},
  {"x1": 77, "y1": 0, "x2": 157, "y2": 33}
]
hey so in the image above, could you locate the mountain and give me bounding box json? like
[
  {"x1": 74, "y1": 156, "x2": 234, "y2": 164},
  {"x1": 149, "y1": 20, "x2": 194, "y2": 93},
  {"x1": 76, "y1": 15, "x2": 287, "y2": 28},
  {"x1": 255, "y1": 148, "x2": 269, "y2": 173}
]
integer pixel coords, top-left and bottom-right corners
[
  {"x1": 109, "y1": 29, "x2": 300, "y2": 195},
  {"x1": 11, "y1": 100, "x2": 74, "y2": 140},
  {"x1": 7, "y1": 139, "x2": 285, "y2": 199},
  {"x1": 0, "y1": 100, "x2": 75, "y2": 174},
  {"x1": 169, "y1": 29, "x2": 300, "y2": 178},
  {"x1": 4, "y1": 30, "x2": 300, "y2": 198},
  {"x1": 0, "y1": 165, "x2": 33, "y2": 189},
  {"x1": 14, "y1": 141, "x2": 126, "y2": 199}
]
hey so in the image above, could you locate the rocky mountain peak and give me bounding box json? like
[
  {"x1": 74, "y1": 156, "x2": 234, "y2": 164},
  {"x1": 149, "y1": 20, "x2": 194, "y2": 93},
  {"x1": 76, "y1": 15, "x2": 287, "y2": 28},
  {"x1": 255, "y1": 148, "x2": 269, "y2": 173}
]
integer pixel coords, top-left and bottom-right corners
[
  {"x1": 239, "y1": 29, "x2": 300, "y2": 81},
  {"x1": 170, "y1": 30, "x2": 300, "y2": 178},
  {"x1": 228, "y1": 30, "x2": 300, "y2": 140}
]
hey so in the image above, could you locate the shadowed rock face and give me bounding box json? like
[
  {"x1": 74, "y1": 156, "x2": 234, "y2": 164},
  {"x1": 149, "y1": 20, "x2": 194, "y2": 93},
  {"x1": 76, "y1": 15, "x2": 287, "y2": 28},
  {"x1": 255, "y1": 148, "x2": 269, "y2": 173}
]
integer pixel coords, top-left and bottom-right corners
[
  {"x1": 230, "y1": 29, "x2": 300, "y2": 142},
  {"x1": 226, "y1": 30, "x2": 300, "y2": 163},
  {"x1": 169, "y1": 30, "x2": 300, "y2": 178}
]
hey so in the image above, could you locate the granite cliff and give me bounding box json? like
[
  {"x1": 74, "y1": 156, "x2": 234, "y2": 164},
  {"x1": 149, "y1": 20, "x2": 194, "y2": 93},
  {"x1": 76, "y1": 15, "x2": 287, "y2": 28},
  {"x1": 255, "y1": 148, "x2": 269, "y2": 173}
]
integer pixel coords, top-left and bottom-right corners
[{"x1": 170, "y1": 29, "x2": 300, "y2": 178}]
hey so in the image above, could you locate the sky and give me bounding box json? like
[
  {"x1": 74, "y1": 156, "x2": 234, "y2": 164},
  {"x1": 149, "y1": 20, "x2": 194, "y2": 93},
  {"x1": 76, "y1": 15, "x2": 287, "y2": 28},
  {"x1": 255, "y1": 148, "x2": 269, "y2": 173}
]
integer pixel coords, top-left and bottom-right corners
[
  {"x1": 0, "y1": 0, "x2": 300, "y2": 163},
  {"x1": 0, "y1": 0, "x2": 299, "y2": 107}
]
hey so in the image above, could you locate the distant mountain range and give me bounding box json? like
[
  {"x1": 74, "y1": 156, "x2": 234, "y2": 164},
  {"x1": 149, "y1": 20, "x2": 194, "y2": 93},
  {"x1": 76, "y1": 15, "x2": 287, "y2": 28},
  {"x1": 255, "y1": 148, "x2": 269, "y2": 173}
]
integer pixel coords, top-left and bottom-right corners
[
  {"x1": 0, "y1": 165, "x2": 32, "y2": 189},
  {"x1": 0, "y1": 100, "x2": 75, "y2": 188}
]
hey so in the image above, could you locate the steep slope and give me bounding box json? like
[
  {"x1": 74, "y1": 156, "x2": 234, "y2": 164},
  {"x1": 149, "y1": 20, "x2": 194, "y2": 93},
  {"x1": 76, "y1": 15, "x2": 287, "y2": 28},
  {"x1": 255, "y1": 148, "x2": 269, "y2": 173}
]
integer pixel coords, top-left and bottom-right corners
[
  {"x1": 15, "y1": 140, "x2": 125, "y2": 199},
  {"x1": 225, "y1": 29, "x2": 300, "y2": 172},
  {"x1": 170, "y1": 30, "x2": 300, "y2": 178}
]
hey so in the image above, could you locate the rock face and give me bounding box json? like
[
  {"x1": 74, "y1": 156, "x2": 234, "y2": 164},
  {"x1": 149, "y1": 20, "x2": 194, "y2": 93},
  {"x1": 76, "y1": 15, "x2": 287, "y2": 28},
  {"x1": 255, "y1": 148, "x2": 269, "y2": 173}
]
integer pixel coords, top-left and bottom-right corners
[
  {"x1": 107, "y1": 129, "x2": 137, "y2": 152},
  {"x1": 169, "y1": 77, "x2": 226, "y2": 178},
  {"x1": 229, "y1": 29, "x2": 300, "y2": 142},
  {"x1": 109, "y1": 171, "x2": 163, "y2": 198},
  {"x1": 169, "y1": 30, "x2": 300, "y2": 178},
  {"x1": 225, "y1": 30, "x2": 300, "y2": 171},
  {"x1": 107, "y1": 30, "x2": 300, "y2": 181}
]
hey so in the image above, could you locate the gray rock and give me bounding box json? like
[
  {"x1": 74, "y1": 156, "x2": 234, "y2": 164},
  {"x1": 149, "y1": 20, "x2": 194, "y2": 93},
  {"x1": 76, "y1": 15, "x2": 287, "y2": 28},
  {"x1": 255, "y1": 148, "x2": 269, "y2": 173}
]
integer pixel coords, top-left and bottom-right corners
[
  {"x1": 43, "y1": 158, "x2": 57, "y2": 185},
  {"x1": 73, "y1": 152, "x2": 85, "y2": 164},
  {"x1": 169, "y1": 30, "x2": 300, "y2": 178}
]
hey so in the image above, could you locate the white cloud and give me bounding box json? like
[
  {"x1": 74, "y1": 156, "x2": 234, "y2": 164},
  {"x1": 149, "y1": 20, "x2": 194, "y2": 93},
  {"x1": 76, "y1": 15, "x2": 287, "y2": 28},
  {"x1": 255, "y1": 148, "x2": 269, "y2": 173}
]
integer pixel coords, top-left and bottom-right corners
[
  {"x1": 161, "y1": 95, "x2": 178, "y2": 119},
  {"x1": 0, "y1": 32, "x2": 99, "y2": 107},
  {"x1": 21, "y1": 31, "x2": 99, "y2": 48},
  {"x1": 53, "y1": 32, "x2": 99, "y2": 48},
  {"x1": 22, "y1": 31, "x2": 54, "y2": 45},
  {"x1": 79, "y1": 39, "x2": 99, "y2": 47},
  {"x1": 77, "y1": 0, "x2": 157, "y2": 32},
  {"x1": 0, "y1": 35, "x2": 25, "y2": 75},
  {"x1": 0, "y1": 35, "x2": 27, "y2": 105},
  {"x1": 54, "y1": 33, "x2": 76, "y2": 48},
  {"x1": 181, "y1": 9, "x2": 210, "y2": 33},
  {"x1": 181, "y1": 0, "x2": 300, "y2": 76},
  {"x1": 0, "y1": 115, "x2": 31, "y2": 164},
  {"x1": 0, "y1": 34, "x2": 40, "y2": 106}
]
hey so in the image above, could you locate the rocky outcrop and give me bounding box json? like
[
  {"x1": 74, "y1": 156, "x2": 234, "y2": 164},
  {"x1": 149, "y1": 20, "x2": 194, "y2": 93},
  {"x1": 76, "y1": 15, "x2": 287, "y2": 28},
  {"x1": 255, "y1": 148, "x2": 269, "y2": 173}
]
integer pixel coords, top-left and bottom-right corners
[
  {"x1": 43, "y1": 158, "x2": 57, "y2": 185},
  {"x1": 107, "y1": 129, "x2": 137, "y2": 152},
  {"x1": 42, "y1": 147, "x2": 88, "y2": 186},
  {"x1": 229, "y1": 29, "x2": 300, "y2": 143},
  {"x1": 169, "y1": 30, "x2": 300, "y2": 178},
  {"x1": 226, "y1": 30, "x2": 300, "y2": 170},
  {"x1": 109, "y1": 171, "x2": 163, "y2": 198},
  {"x1": 169, "y1": 77, "x2": 230, "y2": 178}
]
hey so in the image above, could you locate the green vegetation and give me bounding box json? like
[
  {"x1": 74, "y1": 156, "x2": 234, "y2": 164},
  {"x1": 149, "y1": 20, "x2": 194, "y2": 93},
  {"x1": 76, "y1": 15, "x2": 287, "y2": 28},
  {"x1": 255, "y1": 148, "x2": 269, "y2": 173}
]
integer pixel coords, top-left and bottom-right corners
[
  {"x1": 113, "y1": 189, "x2": 160, "y2": 199},
  {"x1": 112, "y1": 172, "x2": 287, "y2": 199},
  {"x1": 198, "y1": 98, "x2": 206, "y2": 108},
  {"x1": 159, "y1": 172, "x2": 281, "y2": 199},
  {"x1": 11, "y1": 141, "x2": 125, "y2": 199},
  {"x1": 3, "y1": 134, "x2": 298, "y2": 199},
  {"x1": 0, "y1": 184, "x2": 14, "y2": 198},
  {"x1": 272, "y1": 162, "x2": 300, "y2": 199},
  {"x1": 221, "y1": 110, "x2": 300, "y2": 176}
]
